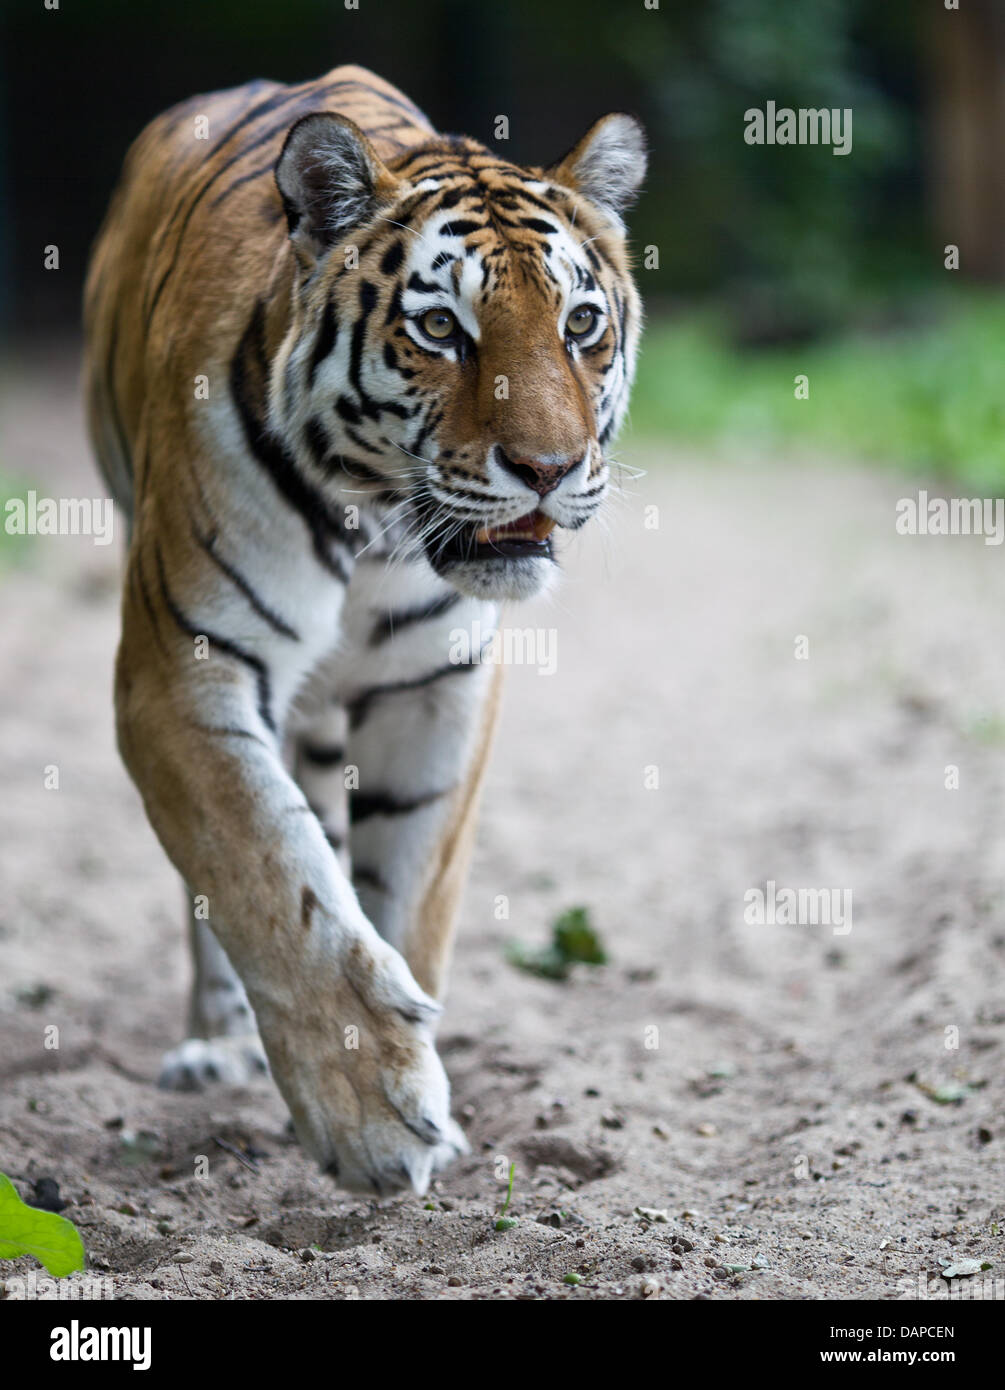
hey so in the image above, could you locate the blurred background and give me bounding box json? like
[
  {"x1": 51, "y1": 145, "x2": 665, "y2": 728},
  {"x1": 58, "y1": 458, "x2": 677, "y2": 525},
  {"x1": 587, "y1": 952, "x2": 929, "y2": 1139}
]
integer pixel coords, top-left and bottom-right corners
[{"x1": 0, "y1": 0, "x2": 1003, "y2": 495}]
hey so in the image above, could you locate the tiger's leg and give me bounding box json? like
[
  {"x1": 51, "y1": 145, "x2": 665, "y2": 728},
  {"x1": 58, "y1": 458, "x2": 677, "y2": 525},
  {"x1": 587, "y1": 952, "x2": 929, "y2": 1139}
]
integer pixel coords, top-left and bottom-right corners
[
  {"x1": 158, "y1": 899, "x2": 269, "y2": 1091},
  {"x1": 334, "y1": 589, "x2": 502, "y2": 1170},
  {"x1": 291, "y1": 705, "x2": 351, "y2": 874},
  {"x1": 118, "y1": 511, "x2": 462, "y2": 1195},
  {"x1": 337, "y1": 575, "x2": 503, "y2": 1000},
  {"x1": 346, "y1": 662, "x2": 503, "y2": 1001}
]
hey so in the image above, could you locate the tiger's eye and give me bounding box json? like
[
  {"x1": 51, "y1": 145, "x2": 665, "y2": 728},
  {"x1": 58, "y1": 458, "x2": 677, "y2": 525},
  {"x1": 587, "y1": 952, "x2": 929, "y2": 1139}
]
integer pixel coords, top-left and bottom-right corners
[
  {"x1": 421, "y1": 309, "x2": 457, "y2": 340},
  {"x1": 566, "y1": 306, "x2": 596, "y2": 336}
]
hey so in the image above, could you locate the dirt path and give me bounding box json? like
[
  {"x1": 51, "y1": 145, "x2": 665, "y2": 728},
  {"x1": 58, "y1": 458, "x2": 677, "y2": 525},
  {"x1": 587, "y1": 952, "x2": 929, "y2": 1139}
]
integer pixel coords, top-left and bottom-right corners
[{"x1": 1, "y1": 364, "x2": 1003, "y2": 1299}]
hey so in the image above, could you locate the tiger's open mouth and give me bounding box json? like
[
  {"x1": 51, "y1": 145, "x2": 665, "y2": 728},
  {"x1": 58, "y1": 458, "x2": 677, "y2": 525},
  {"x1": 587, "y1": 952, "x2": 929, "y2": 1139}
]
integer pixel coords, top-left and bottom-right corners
[{"x1": 435, "y1": 509, "x2": 556, "y2": 563}]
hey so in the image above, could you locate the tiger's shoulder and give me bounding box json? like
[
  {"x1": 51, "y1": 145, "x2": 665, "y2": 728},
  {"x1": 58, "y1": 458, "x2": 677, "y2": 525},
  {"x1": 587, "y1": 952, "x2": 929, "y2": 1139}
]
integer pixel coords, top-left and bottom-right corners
[{"x1": 84, "y1": 66, "x2": 437, "y2": 464}]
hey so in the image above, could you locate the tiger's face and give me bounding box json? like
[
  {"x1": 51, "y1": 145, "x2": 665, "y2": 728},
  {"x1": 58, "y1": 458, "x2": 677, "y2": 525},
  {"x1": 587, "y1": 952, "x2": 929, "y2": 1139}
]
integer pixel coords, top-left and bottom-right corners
[{"x1": 272, "y1": 113, "x2": 646, "y2": 600}]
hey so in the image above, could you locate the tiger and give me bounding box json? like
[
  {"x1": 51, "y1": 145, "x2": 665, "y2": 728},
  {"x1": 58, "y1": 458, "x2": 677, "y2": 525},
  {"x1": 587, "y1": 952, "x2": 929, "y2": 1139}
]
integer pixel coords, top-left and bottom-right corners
[{"x1": 83, "y1": 63, "x2": 645, "y2": 1196}]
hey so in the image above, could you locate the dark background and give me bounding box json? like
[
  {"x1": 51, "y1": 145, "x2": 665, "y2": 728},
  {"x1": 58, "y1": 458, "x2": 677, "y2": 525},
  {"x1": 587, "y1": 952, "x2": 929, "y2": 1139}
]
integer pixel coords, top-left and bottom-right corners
[
  {"x1": 2, "y1": 0, "x2": 1003, "y2": 485},
  {"x1": 0, "y1": 0, "x2": 977, "y2": 338}
]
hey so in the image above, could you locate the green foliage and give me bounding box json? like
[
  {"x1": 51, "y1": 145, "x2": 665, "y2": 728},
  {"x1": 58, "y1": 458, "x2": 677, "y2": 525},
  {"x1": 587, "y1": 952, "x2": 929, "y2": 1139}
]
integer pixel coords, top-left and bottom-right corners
[
  {"x1": 507, "y1": 906, "x2": 608, "y2": 981},
  {"x1": 0, "y1": 1173, "x2": 86, "y2": 1278},
  {"x1": 629, "y1": 295, "x2": 1005, "y2": 490},
  {"x1": 598, "y1": 0, "x2": 921, "y2": 335},
  {"x1": 494, "y1": 1162, "x2": 518, "y2": 1231}
]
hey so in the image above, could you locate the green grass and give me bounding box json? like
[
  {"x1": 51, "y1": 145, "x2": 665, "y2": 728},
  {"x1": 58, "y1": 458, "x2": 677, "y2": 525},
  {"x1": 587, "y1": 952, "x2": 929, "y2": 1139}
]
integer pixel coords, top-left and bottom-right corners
[{"x1": 628, "y1": 296, "x2": 1005, "y2": 492}]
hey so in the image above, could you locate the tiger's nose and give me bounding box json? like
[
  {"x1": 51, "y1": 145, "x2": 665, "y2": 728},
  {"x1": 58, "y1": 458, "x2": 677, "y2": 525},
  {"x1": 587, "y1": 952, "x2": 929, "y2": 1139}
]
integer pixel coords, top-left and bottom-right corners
[{"x1": 495, "y1": 447, "x2": 582, "y2": 496}]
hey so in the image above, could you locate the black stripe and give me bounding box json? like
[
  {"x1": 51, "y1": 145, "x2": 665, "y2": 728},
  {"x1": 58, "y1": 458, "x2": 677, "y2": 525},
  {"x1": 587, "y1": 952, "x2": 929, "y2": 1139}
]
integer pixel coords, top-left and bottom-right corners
[
  {"x1": 193, "y1": 522, "x2": 300, "y2": 640},
  {"x1": 439, "y1": 219, "x2": 484, "y2": 238},
  {"x1": 410, "y1": 409, "x2": 440, "y2": 458},
  {"x1": 352, "y1": 82, "x2": 431, "y2": 125},
  {"x1": 520, "y1": 217, "x2": 558, "y2": 235},
  {"x1": 380, "y1": 240, "x2": 405, "y2": 275},
  {"x1": 303, "y1": 416, "x2": 333, "y2": 470},
  {"x1": 208, "y1": 158, "x2": 274, "y2": 208},
  {"x1": 345, "y1": 427, "x2": 384, "y2": 457},
  {"x1": 309, "y1": 300, "x2": 339, "y2": 386},
  {"x1": 348, "y1": 787, "x2": 448, "y2": 824},
  {"x1": 299, "y1": 742, "x2": 345, "y2": 767},
  {"x1": 348, "y1": 280, "x2": 384, "y2": 420},
  {"x1": 229, "y1": 302, "x2": 352, "y2": 583},
  {"x1": 338, "y1": 457, "x2": 391, "y2": 486},
  {"x1": 347, "y1": 658, "x2": 480, "y2": 729},
  {"x1": 407, "y1": 271, "x2": 441, "y2": 295},
  {"x1": 153, "y1": 538, "x2": 276, "y2": 734},
  {"x1": 368, "y1": 591, "x2": 461, "y2": 645},
  {"x1": 384, "y1": 283, "x2": 403, "y2": 327},
  {"x1": 352, "y1": 865, "x2": 389, "y2": 892}
]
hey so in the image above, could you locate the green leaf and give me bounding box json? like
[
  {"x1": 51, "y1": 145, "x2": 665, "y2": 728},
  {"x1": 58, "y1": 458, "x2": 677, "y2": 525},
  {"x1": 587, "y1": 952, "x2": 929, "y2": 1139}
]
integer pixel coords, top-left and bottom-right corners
[
  {"x1": 0, "y1": 1172, "x2": 86, "y2": 1277},
  {"x1": 505, "y1": 941, "x2": 569, "y2": 980},
  {"x1": 499, "y1": 1162, "x2": 516, "y2": 1218},
  {"x1": 552, "y1": 907, "x2": 607, "y2": 966},
  {"x1": 506, "y1": 906, "x2": 608, "y2": 980},
  {"x1": 494, "y1": 1218, "x2": 518, "y2": 1232},
  {"x1": 563, "y1": 1271, "x2": 582, "y2": 1285}
]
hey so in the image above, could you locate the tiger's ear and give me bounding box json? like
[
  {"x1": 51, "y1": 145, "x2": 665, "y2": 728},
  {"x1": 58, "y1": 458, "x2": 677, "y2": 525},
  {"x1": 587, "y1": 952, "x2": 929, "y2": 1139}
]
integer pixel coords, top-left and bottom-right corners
[
  {"x1": 275, "y1": 113, "x2": 400, "y2": 263},
  {"x1": 546, "y1": 113, "x2": 647, "y2": 228}
]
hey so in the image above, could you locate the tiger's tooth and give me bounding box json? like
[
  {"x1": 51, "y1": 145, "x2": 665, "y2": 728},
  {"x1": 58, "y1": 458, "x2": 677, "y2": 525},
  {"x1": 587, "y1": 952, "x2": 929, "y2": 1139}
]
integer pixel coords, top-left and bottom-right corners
[
  {"x1": 476, "y1": 526, "x2": 491, "y2": 542},
  {"x1": 532, "y1": 515, "x2": 556, "y2": 540}
]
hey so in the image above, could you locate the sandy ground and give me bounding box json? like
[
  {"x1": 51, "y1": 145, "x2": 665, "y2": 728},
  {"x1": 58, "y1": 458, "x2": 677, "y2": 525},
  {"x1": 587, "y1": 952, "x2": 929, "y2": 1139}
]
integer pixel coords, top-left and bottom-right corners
[{"x1": 1, "y1": 354, "x2": 1003, "y2": 1301}]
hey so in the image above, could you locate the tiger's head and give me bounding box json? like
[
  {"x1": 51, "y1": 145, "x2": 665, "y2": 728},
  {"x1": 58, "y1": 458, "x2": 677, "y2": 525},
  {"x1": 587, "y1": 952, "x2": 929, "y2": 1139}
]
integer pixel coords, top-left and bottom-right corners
[{"x1": 270, "y1": 111, "x2": 646, "y2": 600}]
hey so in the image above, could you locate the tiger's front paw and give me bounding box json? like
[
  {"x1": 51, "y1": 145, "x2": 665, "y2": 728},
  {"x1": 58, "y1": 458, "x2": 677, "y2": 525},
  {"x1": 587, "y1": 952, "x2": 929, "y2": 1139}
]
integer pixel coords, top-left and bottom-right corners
[{"x1": 256, "y1": 940, "x2": 465, "y2": 1197}]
